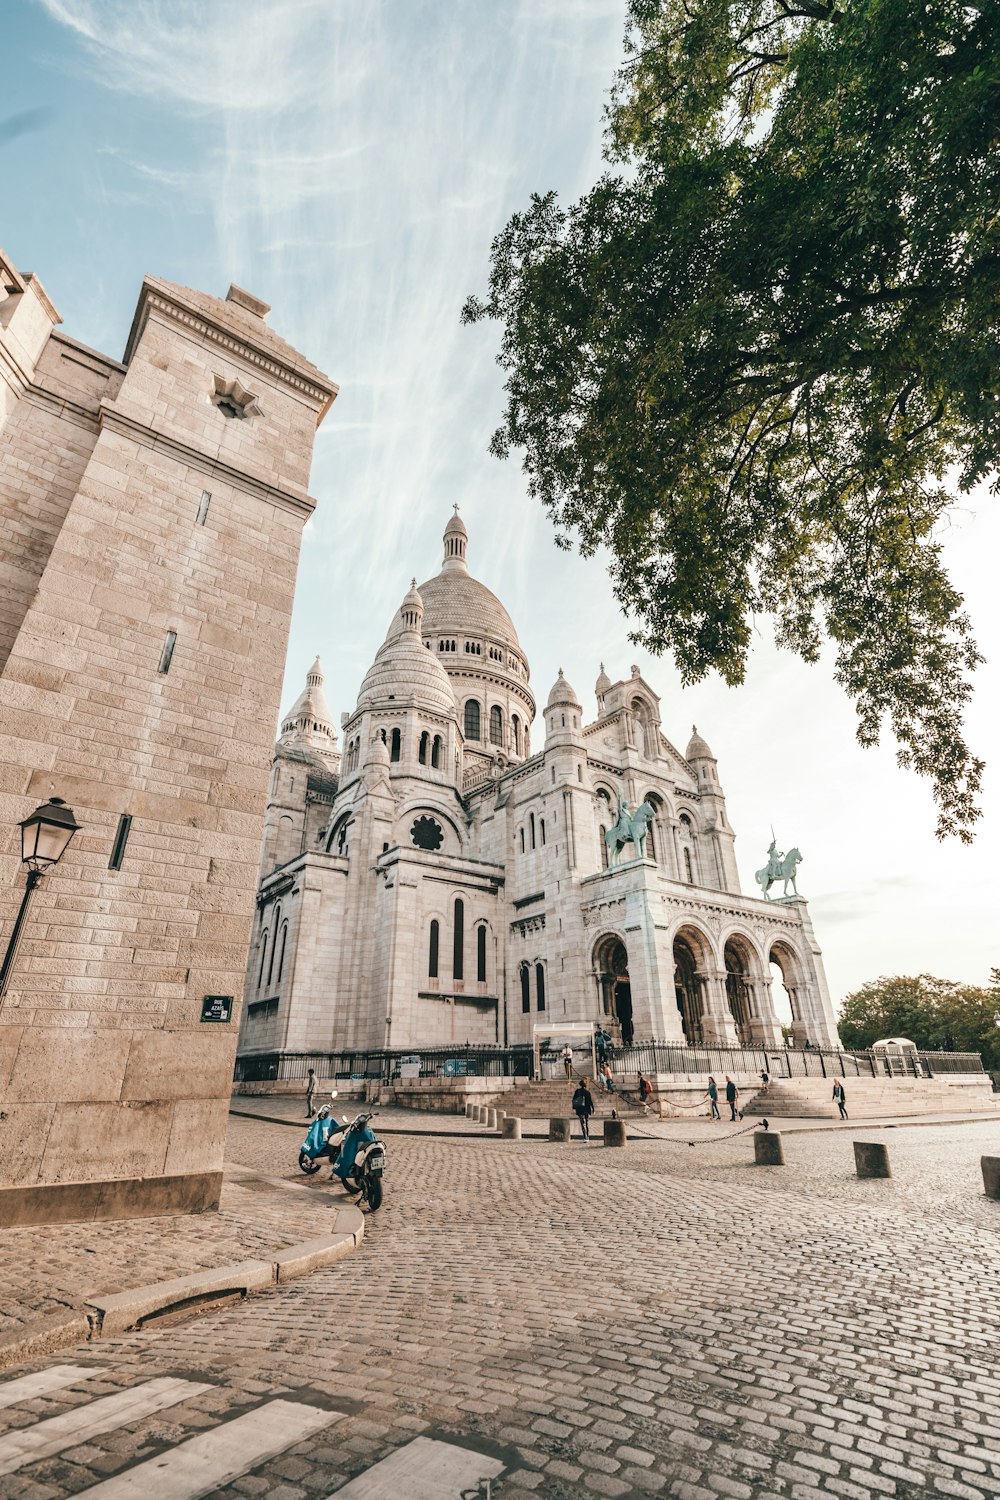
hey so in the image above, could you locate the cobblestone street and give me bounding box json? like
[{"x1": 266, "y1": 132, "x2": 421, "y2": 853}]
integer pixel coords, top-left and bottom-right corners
[{"x1": 2, "y1": 1114, "x2": 999, "y2": 1499}]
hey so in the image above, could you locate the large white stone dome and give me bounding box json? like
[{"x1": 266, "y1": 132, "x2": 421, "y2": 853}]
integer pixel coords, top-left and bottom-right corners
[{"x1": 416, "y1": 570, "x2": 522, "y2": 653}]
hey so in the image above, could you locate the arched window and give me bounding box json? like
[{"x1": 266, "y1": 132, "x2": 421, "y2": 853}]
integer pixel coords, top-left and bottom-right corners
[
  {"x1": 540, "y1": 818, "x2": 546, "y2": 846},
  {"x1": 599, "y1": 827, "x2": 608, "y2": 870},
  {"x1": 428, "y1": 919, "x2": 439, "y2": 979},
  {"x1": 477, "y1": 925, "x2": 487, "y2": 983},
  {"x1": 390, "y1": 727, "x2": 401, "y2": 762},
  {"x1": 464, "y1": 700, "x2": 481, "y2": 741},
  {"x1": 684, "y1": 848, "x2": 693, "y2": 882},
  {"x1": 378, "y1": 726, "x2": 387, "y2": 743},
  {"x1": 645, "y1": 793, "x2": 662, "y2": 863},
  {"x1": 512, "y1": 714, "x2": 521, "y2": 754},
  {"x1": 519, "y1": 827, "x2": 525, "y2": 854},
  {"x1": 276, "y1": 922, "x2": 288, "y2": 983},
  {"x1": 257, "y1": 929, "x2": 269, "y2": 987},
  {"x1": 535, "y1": 963, "x2": 546, "y2": 1012},
  {"x1": 266, "y1": 906, "x2": 282, "y2": 987},
  {"x1": 529, "y1": 813, "x2": 536, "y2": 850},
  {"x1": 453, "y1": 898, "x2": 464, "y2": 980},
  {"x1": 431, "y1": 735, "x2": 442, "y2": 769},
  {"x1": 419, "y1": 730, "x2": 428, "y2": 765},
  {"x1": 490, "y1": 705, "x2": 503, "y2": 746},
  {"x1": 520, "y1": 964, "x2": 530, "y2": 1013}
]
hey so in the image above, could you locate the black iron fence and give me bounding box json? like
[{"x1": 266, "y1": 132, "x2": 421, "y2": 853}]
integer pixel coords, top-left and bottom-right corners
[{"x1": 233, "y1": 1041, "x2": 984, "y2": 1085}]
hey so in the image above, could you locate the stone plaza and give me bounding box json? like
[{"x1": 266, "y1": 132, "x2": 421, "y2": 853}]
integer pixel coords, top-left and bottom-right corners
[{"x1": 0, "y1": 1106, "x2": 998, "y2": 1497}]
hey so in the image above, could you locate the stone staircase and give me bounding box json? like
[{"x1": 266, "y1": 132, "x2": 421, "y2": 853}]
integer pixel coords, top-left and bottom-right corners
[
  {"x1": 742, "y1": 1075, "x2": 999, "y2": 1121},
  {"x1": 484, "y1": 1077, "x2": 647, "y2": 1121}
]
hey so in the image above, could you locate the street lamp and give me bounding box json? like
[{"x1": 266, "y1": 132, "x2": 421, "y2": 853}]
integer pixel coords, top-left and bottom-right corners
[{"x1": 0, "y1": 796, "x2": 80, "y2": 1000}]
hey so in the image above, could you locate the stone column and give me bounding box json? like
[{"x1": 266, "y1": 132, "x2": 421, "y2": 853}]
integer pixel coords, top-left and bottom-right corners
[
  {"x1": 698, "y1": 968, "x2": 739, "y2": 1045},
  {"x1": 748, "y1": 977, "x2": 785, "y2": 1048}
]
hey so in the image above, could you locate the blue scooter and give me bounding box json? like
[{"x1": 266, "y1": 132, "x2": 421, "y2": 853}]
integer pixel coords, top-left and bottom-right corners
[{"x1": 298, "y1": 1093, "x2": 386, "y2": 1211}]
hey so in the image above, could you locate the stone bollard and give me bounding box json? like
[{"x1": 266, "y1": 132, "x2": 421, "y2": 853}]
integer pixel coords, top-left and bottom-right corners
[
  {"x1": 486, "y1": 1108, "x2": 498, "y2": 1130},
  {"x1": 502, "y1": 1116, "x2": 521, "y2": 1140},
  {"x1": 472, "y1": 1106, "x2": 483, "y2": 1124},
  {"x1": 465, "y1": 1102, "x2": 475, "y2": 1119},
  {"x1": 549, "y1": 1117, "x2": 571, "y2": 1143},
  {"x1": 854, "y1": 1141, "x2": 891, "y2": 1179},
  {"x1": 495, "y1": 1111, "x2": 506, "y2": 1132},
  {"x1": 754, "y1": 1130, "x2": 785, "y2": 1166},
  {"x1": 982, "y1": 1157, "x2": 1000, "y2": 1200},
  {"x1": 603, "y1": 1118, "x2": 627, "y2": 1148}
]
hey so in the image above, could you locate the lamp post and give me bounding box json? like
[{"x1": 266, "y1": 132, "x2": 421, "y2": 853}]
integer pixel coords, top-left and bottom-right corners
[{"x1": 0, "y1": 796, "x2": 80, "y2": 1001}]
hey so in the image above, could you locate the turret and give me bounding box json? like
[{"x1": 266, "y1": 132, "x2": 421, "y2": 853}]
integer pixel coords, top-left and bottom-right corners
[
  {"x1": 441, "y1": 506, "x2": 469, "y2": 574},
  {"x1": 685, "y1": 725, "x2": 740, "y2": 892},
  {"x1": 595, "y1": 662, "x2": 612, "y2": 717},
  {"x1": 545, "y1": 669, "x2": 584, "y2": 748}
]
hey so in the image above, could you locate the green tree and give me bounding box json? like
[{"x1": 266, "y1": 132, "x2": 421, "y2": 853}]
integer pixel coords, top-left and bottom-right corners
[
  {"x1": 464, "y1": 0, "x2": 998, "y2": 840},
  {"x1": 838, "y1": 972, "x2": 1000, "y2": 1070}
]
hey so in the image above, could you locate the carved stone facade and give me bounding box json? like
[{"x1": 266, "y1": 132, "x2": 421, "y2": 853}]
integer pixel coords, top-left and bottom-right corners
[
  {"x1": 0, "y1": 250, "x2": 336, "y2": 1222},
  {"x1": 239, "y1": 514, "x2": 839, "y2": 1065}
]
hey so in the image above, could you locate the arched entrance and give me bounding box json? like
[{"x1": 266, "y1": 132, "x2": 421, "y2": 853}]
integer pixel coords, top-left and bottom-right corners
[
  {"x1": 672, "y1": 933, "x2": 705, "y2": 1044},
  {"x1": 593, "y1": 934, "x2": 633, "y2": 1045},
  {"x1": 724, "y1": 938, "x2": 755, "y2": 1044},
  {"x1": 769, "y1": 941, "x2": 804, "y2": 1041}
]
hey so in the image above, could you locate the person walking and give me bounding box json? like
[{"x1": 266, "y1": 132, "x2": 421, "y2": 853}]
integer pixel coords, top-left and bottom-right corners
[
  {"x1": 601, "y1": 1061, "x2": 615, "y2": 1094},
  {"x1": 638, "y1": 1073, "x2": 653, "y2": 1114},
  {"x1": 305, "y1": 1067, "x2": 317, "y2": 1118},
  {"x1": 595, "y1": 1026, "x2": 608, "y2": 1070},
  {"x1": 572, "y1": 1078, "x2": 595, "y2": 1140},
  {"x1": 832, "y1": 1079, "x2": 848, "y2": 1119},
  {"x1": 707, "y1": 1076, "x2": 721, "y2": 1120},
  {"x1": 561, "y1": 1043, "x2": 574, "y2": 1080},
  {"x1": 725, "y1": 1075, "x2": 741, "y2": 1121}
]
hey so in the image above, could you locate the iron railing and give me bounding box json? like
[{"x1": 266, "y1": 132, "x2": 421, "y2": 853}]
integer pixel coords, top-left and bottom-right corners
[{"x1": 233, "y1": 1042, "x2": 984, "y2": 1084}]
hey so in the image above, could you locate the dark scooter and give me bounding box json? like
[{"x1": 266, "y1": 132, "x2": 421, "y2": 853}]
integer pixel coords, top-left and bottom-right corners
[{"x1": 298, "y1": 1093, "x2": 386, "y2": 1211}]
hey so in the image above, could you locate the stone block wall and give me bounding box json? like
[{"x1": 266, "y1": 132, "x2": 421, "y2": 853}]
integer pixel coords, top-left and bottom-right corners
[{"x1": 0, "y1": 261, "x2": 337, "y2": 1222}]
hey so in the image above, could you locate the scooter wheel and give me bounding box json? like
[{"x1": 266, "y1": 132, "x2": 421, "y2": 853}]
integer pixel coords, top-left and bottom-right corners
[
  {"x1": 366, "y1": 1176, "x2": 383, "y2": 1211},
  {"x1": 298, "y1": 1151, "x2": 322, "y2": 1175}
]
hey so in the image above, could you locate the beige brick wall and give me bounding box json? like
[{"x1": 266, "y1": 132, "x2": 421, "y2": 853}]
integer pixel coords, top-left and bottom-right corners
[{"x1": 0, "y1": 269, "x2": 336, "y2": 1203}]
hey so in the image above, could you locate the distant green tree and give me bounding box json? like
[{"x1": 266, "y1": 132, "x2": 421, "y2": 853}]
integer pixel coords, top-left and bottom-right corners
[
  {"x1": 465, "y1": 0, "x2": 999, "y2": 841},
  {"x1": 838, "y1": 973, "x2": 1000, "y2": 1071}
]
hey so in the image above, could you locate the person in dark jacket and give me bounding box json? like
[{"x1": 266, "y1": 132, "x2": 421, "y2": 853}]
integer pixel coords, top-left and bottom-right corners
[
  {"x1": 832, "y1": 1079, "x2": 848, "y2": 1119},
  {"x1": 638, "y1": 1074, "x2": 653, "y2": 1114},
  {"x1": 572, "y1": 1079, "x2": 595, "y2": 1140},
  {"x1": 725, "y1": 1076, "x2": 741, "y2": 1121},
  {"x1": 707, "y1": 1077, "x2": 721, "y2": 1120}
]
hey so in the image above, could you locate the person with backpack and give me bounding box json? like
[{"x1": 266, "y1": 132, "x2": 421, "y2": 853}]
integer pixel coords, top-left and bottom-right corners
[
  {"x1": 637, "y1": 1074, "x2": 653, "y2": 1114},
  {"x1": 572, "y1": 1078, "x2": 595, "y2": 1140},
  {"x1": 725, "y1": 1076, "x2": 741, "y2": 1121}
]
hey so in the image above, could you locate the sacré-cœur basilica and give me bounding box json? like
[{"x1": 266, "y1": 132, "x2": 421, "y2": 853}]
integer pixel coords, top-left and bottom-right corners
[{"x1": 237, "y1": 510, "x2": 839, "y2": 1071}]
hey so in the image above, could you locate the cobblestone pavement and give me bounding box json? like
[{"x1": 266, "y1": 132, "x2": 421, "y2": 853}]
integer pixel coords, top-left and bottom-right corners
[
  {"x1": 2, "y1": 1116, "x2": 999, "y2": 1499},
  {"x1": 0, "y1": 1162, "x2": 345, "y2": 1339}
]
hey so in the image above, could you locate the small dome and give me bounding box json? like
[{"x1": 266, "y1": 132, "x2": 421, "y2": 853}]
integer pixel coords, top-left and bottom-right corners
[
  {"x1": 444, "y1": 507, "x2": 468, "y2": 540},
  {"x1": 546, "y1": 668, "x2": 580, "y2": 710},
  {"x1": 595, "y1": 662, "x2": 612, "y2": 697},
  {"x1": 279, "y1": 656, "x2": 337, "y2": 752},
  {"x1": 363, "y1": 732, "x2": 390, "y2": 768},
  {"x1": 686, "y1": 725, "x2": 715, "y2": 761},
  {"x1": 357, "y1": 582, "x2": 457, "y2": 718}
]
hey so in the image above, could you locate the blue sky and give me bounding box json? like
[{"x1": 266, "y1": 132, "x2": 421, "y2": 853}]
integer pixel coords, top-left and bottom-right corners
[{"x1": 5, "y1": 0, "x2": 998, "y2": 1005}]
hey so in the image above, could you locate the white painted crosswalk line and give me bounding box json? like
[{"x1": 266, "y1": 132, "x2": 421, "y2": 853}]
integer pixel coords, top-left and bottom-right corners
[
  {"x1": 326, "y1": 1435, "x2": 506, "y2": 1499},
  {"x1": 0, "y1": 1364, "x2": 108, "y2": 1411},
  {"x1": 81, "y1": 1397, "x2": 342, "y2": 1499},
  {"x1": 0, "y1": 1376, "x2": 211, "y2": 1478}
]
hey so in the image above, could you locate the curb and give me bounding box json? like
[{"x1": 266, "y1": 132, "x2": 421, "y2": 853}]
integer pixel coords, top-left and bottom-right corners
[
  {"x1": 228, "y1": 1108, "x2": 647, "y2": 1138},
  {"x1": 0, "y1": 1205, "x2": 364, "y2": 1374}
]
